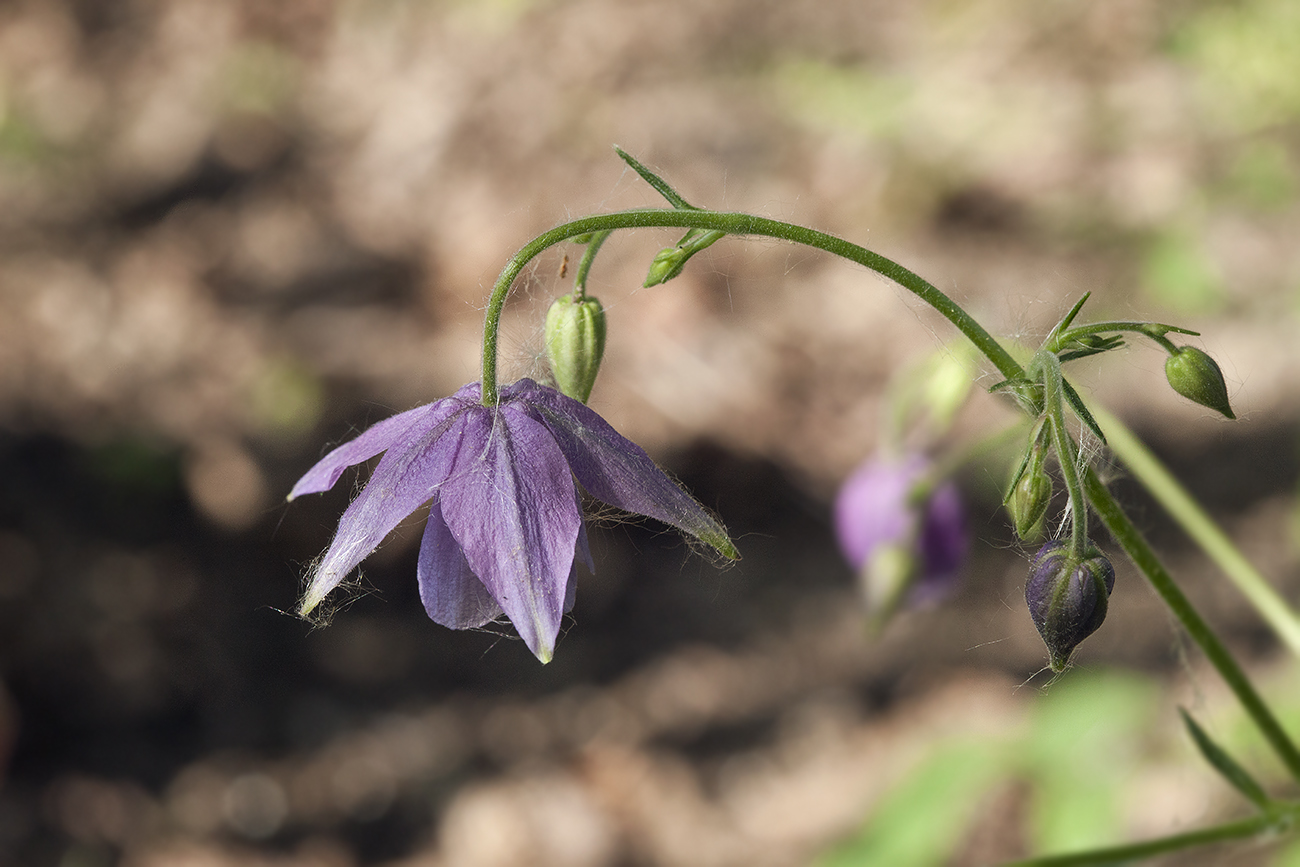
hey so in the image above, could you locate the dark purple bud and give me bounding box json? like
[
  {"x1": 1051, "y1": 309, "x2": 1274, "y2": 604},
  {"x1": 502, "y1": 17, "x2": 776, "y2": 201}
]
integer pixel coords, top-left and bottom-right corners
[
  {"x1": 1165, "y1": 346, "x2": 1234, "y2": 419},
  {"x1": 1025, "y1": 540, "x2": 1116, "y2": 672}
]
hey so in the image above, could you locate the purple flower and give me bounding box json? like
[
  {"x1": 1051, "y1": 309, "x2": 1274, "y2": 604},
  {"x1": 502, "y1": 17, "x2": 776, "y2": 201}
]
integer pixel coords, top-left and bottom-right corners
[
  {"x1": 833, "y1": 454, "x2": 968, "y2": 612},
  {"x1": 289, "y1": 378, "x2": 736, "y2": 662}
]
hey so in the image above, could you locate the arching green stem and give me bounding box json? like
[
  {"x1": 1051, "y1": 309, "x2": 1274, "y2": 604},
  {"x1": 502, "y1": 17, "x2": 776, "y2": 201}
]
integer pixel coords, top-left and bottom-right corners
[{"x1": 479, "y1": 209, "x2": 1024, "y2": 406}]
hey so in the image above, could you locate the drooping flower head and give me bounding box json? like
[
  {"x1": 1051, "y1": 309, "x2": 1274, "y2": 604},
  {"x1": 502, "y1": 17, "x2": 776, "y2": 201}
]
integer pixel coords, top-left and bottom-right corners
[
  {"x1": 289, "y1": 379, "x2": 737, "y2": 663},
  {"x1": 833, "y1": 454, "x2": 968, "y2": 618},
  {"x1": 1025, "y1": 539, "x2": 1115, "y2": 672}
]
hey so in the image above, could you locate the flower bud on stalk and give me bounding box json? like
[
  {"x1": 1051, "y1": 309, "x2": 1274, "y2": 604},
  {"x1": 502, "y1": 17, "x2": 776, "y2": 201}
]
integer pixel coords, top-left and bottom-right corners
[
  {"x1": 545, "y1": 293, "x2": 607, "y2": 403},
  {"x1": 643, "y1": 230, "x2": 726, "y2": 287},
  {"x1": 1010, "y1": 467, "x2": 1053, "y2": 541},
  {"x1": 1165, "y1": 346, "x2": 1235, "y2": 419},
  {"x1": 1026, "y1": 540, "x2": 1116, "y2": 672}
]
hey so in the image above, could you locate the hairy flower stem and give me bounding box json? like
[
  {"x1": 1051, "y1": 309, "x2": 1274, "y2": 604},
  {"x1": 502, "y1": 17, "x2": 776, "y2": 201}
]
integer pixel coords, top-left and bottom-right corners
[
  {"x1": 1006, "y1": 807, "x2": 1298, "y2": 866},
  {"x1": 1084, "y1": 467, "x2": 1300, "y2": 784},
  {"x1": 572, "y1": 229, "x2": 611, "y2": 298},
  {"x1": 479, "y1": 209, "x2": 1023, "y2": 406},
  {"x1": 1040, "y1": 352, "x2": 1088, "y2": 558}
]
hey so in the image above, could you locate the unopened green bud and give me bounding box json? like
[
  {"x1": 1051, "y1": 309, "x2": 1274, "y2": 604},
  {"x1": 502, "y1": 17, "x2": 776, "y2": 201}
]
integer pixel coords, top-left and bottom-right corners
[
  {"x1": 644, "y1": 246, "x2": 690, "y2": 287},
  {"x1": 545, "y1": 293, "x2": 606, "y2": 403},
  {"x1": 642, "y1": 229, "x2": 726, "y2": 287},
  {"x1": 1009, "y1": 466, "x2": 1053, "y2": 541},
  {"x1": 1165, "y1": 346, "x2": 1234, "y2": 419}
]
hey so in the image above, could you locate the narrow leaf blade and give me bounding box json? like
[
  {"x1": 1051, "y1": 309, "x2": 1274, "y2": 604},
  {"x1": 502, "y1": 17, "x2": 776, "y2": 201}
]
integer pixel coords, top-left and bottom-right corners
[{"x1": 1180, "y1": 708, "x2": 1270, "y2": 808}]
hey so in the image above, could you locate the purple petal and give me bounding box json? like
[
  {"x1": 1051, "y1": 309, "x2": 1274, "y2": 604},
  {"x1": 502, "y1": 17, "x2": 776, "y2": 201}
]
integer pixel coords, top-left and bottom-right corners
[
  {"x1": 288, "y1": 383, "x2": 480, "y2": 500},
  {"x1": 299, "y1": 406, "x2": 477, "y2": 616},
  {"x1": 566, "y1": 492, "x2": 594, "y2": 614},
  {"x1": 833, "y1": 455, "x2": 926, "y2": 570},
  {"x1": 439, "y1": 404, "x2": 582, "y2": 663},
  {"x1": 916, "y1": 480, "x2": 967, "y2": 590},
  {"x1": 418, "y1": 495, "x2": 503, "y2": 629},
  {"x1": 506, "y1": 379, "x2": 737, "y2": 559}
]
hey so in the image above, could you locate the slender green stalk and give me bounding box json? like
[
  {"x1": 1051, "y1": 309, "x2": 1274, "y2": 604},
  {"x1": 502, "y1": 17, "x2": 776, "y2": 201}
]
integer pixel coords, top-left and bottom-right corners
[
  {"x1": 1041, "y1": 352, "x2": 1088, "y2": 557},
  {"x1": 572, "y1": 230, "x2": 611, "y2": 297},
  {"x1": 479, "y1": 208, "x2": 1024, "y2": 405},
  {"x1": 1005, "y1": 809, "x2": 1294, "y2": 866},
  {"x1": 1092, "y1": 403, "x2": 1300, "y2": 658},
  {"x1": 1083, "y1": 468, "x2": 1300, "y2": 784},
  {"x1": 1046, "y1": 322, "x2": 1194, "y2": 355}
]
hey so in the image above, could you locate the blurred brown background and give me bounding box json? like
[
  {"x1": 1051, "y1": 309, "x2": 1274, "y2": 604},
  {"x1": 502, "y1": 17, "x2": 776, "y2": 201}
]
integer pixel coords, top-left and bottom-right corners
[{"x1": 2, "y1": 0, "x2": 1300, "y2": 864}]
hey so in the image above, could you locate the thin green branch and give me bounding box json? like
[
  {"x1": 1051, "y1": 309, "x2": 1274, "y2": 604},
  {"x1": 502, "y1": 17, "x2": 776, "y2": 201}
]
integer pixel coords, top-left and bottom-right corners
[
  {"x1": 1083, "y1": 468, "x2": 1300, "y2": 785},
  {"x1": 1047, "y1": 321, "x2": 1197, "y2": 355},
  {"x1": 1041, "y1": 352, "x2": 1088, "y2": 557},
  {"x1": 572, "y1": 230, "x2": 611, "y2": 297},
  {"x1": 480, "y1": 209, "x2": 1024, "y2": 405}
]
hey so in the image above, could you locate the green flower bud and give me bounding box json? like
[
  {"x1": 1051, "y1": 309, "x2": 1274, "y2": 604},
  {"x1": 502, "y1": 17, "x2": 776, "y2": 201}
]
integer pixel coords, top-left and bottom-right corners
[
  {"x1": 1165, "y1": 346, "x2": 1234, "y2": 419},
  {"x1": 644, "y1": 246, "x2": 690, "y2": 287},
  {"x1": 642, "y1": 229, "x2": 726, "y2": 287},
  {"x1": 1009, "y1": 464, "x2": 1053, "y2": 541},
  {"x1": 544, "y1": 293, "x2": 606, "y2": 403}
]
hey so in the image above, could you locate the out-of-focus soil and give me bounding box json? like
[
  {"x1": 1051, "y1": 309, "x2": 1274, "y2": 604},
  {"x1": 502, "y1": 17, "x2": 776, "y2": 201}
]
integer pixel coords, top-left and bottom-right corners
[{"x1": 3, "y1": 1, "x2": 1300, "y2": 864}]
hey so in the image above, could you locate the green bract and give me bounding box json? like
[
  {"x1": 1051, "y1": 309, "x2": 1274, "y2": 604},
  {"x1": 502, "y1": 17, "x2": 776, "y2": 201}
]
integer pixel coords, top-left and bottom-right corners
[{"x1": 545, "y1": 293, "x2": 607, "y2": 404}]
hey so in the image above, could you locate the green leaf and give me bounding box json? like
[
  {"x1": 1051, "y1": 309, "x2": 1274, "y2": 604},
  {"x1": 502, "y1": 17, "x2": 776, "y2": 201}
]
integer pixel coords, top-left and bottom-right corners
[
  {"x1": 1061, "y1": 378, "x2": 1106, "y2": 446},
  {"x1": 614, "y1": 146, "x2": 698, "y2": 210},
  {"x1": 1047, "y1": 293, "x2": 1093, "y2": 344},
  {"x1": 1180, "y1": 708, "x2": 1270, "y2": 808}
]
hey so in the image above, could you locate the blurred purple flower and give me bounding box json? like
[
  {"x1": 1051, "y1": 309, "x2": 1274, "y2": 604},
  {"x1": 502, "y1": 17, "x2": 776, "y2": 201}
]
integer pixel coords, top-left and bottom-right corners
[
  {"x1": 833, "y1": 454, "x2": 968, "y2": 610},
  {"x1": 290, "y1": 378, "x2": 736, "y2": 663}
]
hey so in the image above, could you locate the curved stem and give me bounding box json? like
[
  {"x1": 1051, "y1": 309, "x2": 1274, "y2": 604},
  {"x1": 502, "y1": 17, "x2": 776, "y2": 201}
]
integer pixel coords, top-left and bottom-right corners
[
  {"x1": 1083, "y1": 467, "x2": 1300, "y2": 784},
  {"x1": 1005, "y1": 809, "x2": 1293, "y2": 867},
  {"x1": 480, "y1": 209, "x2": 1024, "y2": 405}
]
